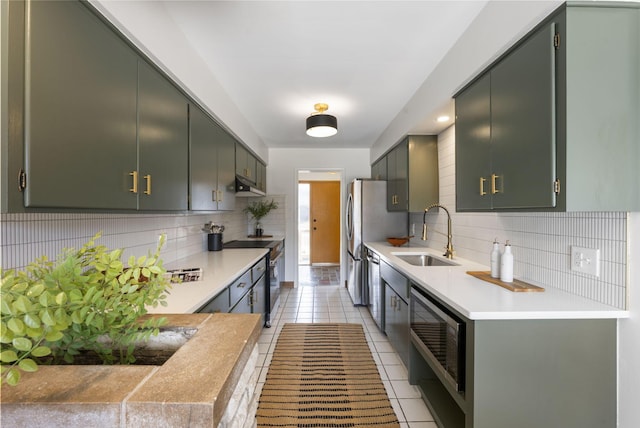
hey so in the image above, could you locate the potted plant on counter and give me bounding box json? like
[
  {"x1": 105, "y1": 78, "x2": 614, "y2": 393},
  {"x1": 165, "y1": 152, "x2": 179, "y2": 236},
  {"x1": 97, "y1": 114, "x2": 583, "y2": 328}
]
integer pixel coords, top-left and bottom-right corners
[
  {"x1": 0, "y1": 232, "x2": 171, "y2": 386},
  {"x1": 243, "y1": 199, "x2": 279, "y2": 237}
]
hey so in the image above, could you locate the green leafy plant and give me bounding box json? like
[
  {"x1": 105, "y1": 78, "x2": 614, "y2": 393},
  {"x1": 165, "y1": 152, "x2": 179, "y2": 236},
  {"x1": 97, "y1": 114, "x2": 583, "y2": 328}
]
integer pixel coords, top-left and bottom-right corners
[
  {"x1": 0, "y1": 232, "x2": 171, "y2": 386},
  {"x1": 243, "y1": 199, "x2": 279, "y2": 223}
]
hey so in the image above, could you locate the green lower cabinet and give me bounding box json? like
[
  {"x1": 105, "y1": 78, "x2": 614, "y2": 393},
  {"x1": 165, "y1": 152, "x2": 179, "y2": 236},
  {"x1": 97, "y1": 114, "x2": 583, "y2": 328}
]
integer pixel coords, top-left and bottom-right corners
[{"x1": 409, "y1": 318, "x2": 617, "y2": 428}]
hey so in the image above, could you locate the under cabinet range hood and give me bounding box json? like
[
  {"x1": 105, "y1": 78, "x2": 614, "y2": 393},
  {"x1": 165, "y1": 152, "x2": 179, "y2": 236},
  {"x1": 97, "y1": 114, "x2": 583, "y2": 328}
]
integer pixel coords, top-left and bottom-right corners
[{"x1": 235, "y1": 175, "x2": 265, "y2": 197}]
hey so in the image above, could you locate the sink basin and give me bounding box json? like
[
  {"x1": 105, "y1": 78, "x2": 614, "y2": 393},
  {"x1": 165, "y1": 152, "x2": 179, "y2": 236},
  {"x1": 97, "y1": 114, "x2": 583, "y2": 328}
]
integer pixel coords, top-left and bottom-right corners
[{"x1": 393, "y1": 253, "x2": 458, "y2": 267}]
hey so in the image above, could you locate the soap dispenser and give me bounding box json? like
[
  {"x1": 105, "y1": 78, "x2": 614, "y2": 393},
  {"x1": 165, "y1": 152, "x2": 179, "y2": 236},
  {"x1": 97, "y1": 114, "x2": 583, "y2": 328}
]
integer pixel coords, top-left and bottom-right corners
[
  {"x1": 500, "y1": 241, "x2": 514, "y2": 283},
  {"x1": 490, "y1": 238, "x2": 501, "y2": 278}
]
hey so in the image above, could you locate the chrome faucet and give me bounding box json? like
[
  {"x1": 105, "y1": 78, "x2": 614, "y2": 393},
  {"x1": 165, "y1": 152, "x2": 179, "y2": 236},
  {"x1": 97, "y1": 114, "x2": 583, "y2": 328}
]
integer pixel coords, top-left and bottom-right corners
[{"x1": 422, "y1": 203, "x2": 454, "y2": 259}]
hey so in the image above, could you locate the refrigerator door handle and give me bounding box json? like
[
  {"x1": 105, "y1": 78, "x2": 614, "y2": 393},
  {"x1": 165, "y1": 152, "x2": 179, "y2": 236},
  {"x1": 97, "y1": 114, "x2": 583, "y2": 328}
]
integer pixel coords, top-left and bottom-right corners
[{"x1": 346, "y1": 192, "x2": 354, "y2": 241}]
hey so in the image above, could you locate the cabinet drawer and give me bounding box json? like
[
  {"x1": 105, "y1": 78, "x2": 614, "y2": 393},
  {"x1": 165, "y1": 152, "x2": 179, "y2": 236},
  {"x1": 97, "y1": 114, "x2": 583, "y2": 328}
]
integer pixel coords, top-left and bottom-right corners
[
  {"x1": 197, "y1": 288, "x2": 230, "y2": 314},
  {"x1": 381, "y1": 261, "x2": 410, "y2": 301},
  {"x1": 229, "y1": 269, "x2": 252, "y2": 307}
]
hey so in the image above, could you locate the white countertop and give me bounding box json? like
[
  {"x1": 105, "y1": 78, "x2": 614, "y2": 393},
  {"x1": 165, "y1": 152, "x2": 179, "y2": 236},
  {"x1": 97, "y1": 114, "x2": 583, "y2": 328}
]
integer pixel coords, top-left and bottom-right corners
[
  {"x1": 148, "y1": 248, "x2": 269, "y2": 314},
  {"x1": 365, "y1": 242, "x2": 629, "y2": 321}
]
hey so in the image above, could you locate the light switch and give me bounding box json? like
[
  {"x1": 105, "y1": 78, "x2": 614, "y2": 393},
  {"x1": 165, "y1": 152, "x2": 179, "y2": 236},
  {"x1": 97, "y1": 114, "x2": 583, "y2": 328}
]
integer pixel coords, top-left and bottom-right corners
[{"x1": 570, "y1": 246, "x2": 600, "y2": 277}]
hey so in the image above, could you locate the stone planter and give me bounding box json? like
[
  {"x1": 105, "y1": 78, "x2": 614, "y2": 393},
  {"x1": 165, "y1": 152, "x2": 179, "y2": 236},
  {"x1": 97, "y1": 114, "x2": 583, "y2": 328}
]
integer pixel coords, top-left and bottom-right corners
[{"x1": 1, "y1": 313, "x2": 262, "y2": 428}]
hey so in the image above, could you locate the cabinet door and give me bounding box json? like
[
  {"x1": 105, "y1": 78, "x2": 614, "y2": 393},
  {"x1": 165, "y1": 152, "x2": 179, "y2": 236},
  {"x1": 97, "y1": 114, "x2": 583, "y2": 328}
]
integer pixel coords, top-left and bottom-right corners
[
  {"x1": 255, "y1": 161, "x2": 267, "y2": 192},
  {"x1": 455, "y1": 73, "x2": 492, "y2": 211},
  {"x1": 384, "y1": 283, "x2": 396, "y2": 337},
  {"x1": 235, "y1": 143, "x2": 246, "y2": 177},
  {"x1": 387, "y1": 141, "x2": 408, "y2": 212},
  {"x1": 252, "y1": 274, "x2": 266, "y2": 318},
  {"x1": 385, "y1": 283, "x2": 409, "y2": 367},
  {"x1": 216, "y1": 130, "x2": 237, "y2": 211},
  {"x1": 490, "y1": 22, "x2": 557, "y2": 209},
  {"x1": 371, "y1": 157, "x2": 387, "y2": 180},
  {"x1": 396, "y1": 296, "x2": 409, "y2": 367},
  {"x1": 24, "y1": 0, "x2": 138, "y2": 209},
  {"x1": 190, "y1": 105, "x2": 236, "y2": 211},
  {"x1": 190, "y1": 105, "x2": 218, "y2": 211},
  {"x1": 230, "y1": 291, "x2": 252, "y2": 314},
  {"x1": 138, "y1": 61, "x2": 189, "y2": 210},
  {"x1": 235, "y1": 143, "x2": 253, "y2": 181}
]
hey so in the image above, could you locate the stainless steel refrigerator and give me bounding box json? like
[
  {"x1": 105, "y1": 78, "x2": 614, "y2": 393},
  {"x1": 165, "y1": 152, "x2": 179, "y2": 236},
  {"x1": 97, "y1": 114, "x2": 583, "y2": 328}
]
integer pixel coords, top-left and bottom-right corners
[{"x1": 346, "y1": 179, "x2": 407, "y2": 305}]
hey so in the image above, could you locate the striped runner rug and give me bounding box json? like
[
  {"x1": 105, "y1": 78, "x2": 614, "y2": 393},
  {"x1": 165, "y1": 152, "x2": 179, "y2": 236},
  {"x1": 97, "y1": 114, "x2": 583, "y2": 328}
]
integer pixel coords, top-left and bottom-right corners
[{"x1": 256, "y1": 323, "x2": 400, "y2": 427}]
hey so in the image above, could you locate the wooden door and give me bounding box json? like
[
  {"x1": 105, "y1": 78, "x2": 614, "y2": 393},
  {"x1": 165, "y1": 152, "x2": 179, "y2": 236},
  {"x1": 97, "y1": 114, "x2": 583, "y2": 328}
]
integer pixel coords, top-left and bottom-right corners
[{"x1": 309, "y1": 181, "x2": 340, "y2": 264}]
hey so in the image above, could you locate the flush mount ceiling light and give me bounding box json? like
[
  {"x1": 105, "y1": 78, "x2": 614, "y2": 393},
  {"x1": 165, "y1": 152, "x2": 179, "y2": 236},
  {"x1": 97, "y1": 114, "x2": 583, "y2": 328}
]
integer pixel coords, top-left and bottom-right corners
[{"x1": 306, "y1": 103, "x2": 338, "y2": 138}]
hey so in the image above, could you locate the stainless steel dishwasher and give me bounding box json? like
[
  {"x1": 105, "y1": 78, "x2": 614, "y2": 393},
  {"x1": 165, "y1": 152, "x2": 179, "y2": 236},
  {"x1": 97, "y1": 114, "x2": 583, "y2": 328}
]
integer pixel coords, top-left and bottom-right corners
[{"x1": 366, "y1": 248, "x2": 383, "y2": 331}]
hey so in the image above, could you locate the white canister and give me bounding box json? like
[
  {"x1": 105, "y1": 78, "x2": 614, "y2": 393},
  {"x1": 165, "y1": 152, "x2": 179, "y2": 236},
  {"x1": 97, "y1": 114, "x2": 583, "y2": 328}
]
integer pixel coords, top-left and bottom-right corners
[
  {"x1": 500, "y1": 241, "x2": 514, "y2": 283},
  {"x1": 490, "y1": 239, "x2": 501, "y2": 278}
]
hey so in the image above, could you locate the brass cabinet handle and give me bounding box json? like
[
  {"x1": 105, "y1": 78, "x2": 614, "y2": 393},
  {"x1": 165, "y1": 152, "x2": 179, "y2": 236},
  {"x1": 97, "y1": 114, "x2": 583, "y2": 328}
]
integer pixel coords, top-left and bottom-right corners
[
  {"x1": 144, "y1": 174, "x2": 152, "y2": 195},
  {"x1": 480, "y1": 177, "x2": 487, "y2": 196},
  {"x1": 129, "y1": 171, "x2": 138, "y2": 194},
  {"x1": 491, "y1": 173, "x2": 500, "y2": 194}
]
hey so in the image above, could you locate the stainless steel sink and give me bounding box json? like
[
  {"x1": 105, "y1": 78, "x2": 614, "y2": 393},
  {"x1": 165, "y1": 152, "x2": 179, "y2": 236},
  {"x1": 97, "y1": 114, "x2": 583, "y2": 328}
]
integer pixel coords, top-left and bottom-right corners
[{"x1": 393, "y1": 253, "x2": 458, "y2": 267}]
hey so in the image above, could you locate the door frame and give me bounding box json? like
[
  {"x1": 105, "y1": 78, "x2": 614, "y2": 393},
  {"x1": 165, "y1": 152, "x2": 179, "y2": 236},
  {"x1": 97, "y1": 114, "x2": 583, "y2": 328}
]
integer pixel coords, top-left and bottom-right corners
[{"x1": 294, "y1": 168, "x2": 345, "y2": 287}]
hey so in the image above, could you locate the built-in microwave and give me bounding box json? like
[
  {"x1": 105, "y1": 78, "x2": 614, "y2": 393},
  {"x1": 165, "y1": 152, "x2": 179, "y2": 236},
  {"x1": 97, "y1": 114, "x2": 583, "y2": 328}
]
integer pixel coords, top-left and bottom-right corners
[{"x1": 410, "y1": 285, "x2": 465, "y2": 393}]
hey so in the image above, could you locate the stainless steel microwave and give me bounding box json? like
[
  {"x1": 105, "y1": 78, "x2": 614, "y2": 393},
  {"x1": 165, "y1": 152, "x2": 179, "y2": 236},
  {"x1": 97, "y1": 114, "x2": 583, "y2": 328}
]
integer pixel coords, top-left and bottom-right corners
[{"x1": 410, "y1": 286, "x2": 465, "y2": 392}]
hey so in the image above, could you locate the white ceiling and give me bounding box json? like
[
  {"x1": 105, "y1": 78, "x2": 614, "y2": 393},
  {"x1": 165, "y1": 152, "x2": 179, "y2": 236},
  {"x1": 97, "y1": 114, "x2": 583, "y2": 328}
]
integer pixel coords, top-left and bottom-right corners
[
  {"x1": 92, "y1": 0, "x2": 565, "y2": 157},
  {"x1": 166, "y1": 1, "x2": 486, "y2": 148},
  {"x1": 157, "y1": 1, "x2": 487, "y2": 149}
]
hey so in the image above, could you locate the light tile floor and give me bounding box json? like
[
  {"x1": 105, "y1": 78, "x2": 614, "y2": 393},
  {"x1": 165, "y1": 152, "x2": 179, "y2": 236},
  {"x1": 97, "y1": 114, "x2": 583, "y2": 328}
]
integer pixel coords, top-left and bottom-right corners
[{"x1": 254, "y1": 284, "x2": 438, "y2": 428}]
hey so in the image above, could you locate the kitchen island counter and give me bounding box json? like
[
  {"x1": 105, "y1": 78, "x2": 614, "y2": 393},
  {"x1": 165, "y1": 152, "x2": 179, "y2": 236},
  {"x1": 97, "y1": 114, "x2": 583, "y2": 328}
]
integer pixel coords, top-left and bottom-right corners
[
  {"x1": 365, "y1": 242, "x2": 628, "y2": 320},
  {"x1": 148, "y1": 248, "x2": 269, "y2": 314}
]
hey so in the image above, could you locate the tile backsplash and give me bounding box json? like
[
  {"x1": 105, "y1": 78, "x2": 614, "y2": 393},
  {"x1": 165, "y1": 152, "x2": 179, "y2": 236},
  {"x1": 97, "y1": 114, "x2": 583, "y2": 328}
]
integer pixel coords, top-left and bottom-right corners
[
  {"x1": 409, "y1": 126, "x2": 628, "y2": 309},
  {"x1": 1, "y1": 195, "x2": 287, "y2": 272}
]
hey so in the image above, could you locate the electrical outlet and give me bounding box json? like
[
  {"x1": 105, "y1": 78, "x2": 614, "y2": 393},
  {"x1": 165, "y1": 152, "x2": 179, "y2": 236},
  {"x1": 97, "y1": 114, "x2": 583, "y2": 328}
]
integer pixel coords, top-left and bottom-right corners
[{"x1": 570, "y1": 246, "x2": 600, "y2": 277}]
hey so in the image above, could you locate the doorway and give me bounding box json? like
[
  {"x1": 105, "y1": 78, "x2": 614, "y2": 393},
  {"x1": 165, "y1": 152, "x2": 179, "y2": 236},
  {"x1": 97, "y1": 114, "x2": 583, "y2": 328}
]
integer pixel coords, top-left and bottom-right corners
[{"x1": 297, "y1": 170, "x2": 342, "y2": 286}]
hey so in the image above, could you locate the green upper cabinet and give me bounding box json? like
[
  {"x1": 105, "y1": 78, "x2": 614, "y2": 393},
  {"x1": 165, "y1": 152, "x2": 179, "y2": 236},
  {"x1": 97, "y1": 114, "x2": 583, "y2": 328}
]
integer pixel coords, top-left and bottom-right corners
[
  {"x1": 455, "y1": 2, "x2": 640, "y2": 212},
  {"x1": 137, "y1": 61, "x2": 189, "y2": 211},
  {"x1": 23, "y1": 0, "x2": 138, "y2": 209},
  {"x1": 386, "y1": 136, "x2": 439, "y2": 212},
  {"x1": 455, "y1": 73, "x2": 492, "y2": 211},
  {"x1": 255, "y1": 160, "x2": 267, "y2": 193},
  {"x1": 456, "y1": 21, "x2": 556, "y2": 211},
  {"x1": 236, "y1": 143, "x2": 257, "y2": 183},
  {"x1": 17, "y1": 0, "x2": 189, "y2": 211},
  {"x1": 190, "y1": 105, "x2": 236, "y2": 211},
  {"x1": 387, "y1": 140, "x2": 409, "y2": 211},
  {"x1": 371, "y1": 156, "x2": 387, "y2": 181}
]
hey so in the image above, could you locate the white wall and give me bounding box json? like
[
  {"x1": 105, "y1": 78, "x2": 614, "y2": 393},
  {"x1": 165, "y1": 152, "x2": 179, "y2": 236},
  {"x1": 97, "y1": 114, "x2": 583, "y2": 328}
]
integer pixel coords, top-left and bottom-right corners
[{"x1": 267, "y1": 148, "x2": 371, "y2": 283}]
